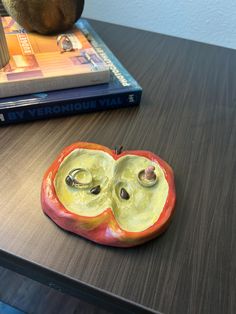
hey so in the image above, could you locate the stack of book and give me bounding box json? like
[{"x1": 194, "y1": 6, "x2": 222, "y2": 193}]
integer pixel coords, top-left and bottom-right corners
[{"x1": 0, "y1": 17, "x2": 142, "y2": 125}]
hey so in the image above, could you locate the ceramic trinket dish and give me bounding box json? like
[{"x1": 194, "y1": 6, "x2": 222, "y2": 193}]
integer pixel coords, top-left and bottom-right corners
[{"x1": 41, "y1": 142, "x2": 176, "y2": 247}]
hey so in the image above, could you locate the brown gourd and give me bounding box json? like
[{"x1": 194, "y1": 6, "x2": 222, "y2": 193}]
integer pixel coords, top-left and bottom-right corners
[{"x1": 2, "y1": 0, "x2": 85, "y2": 34}]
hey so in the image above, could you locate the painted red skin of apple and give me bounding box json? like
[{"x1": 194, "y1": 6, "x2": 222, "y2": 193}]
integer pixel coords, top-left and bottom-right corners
[{"x1": 41, "y1": 142, "x2": 176, "y2": 247}]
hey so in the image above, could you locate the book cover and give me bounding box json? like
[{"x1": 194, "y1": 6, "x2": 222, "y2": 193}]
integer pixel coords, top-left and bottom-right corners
[
  {"x1": 0, "y1": 19, "x2": 142, "y2": 125},
  {"x1": 0, "y1": 17, "x2": 110, "y2": 98}
]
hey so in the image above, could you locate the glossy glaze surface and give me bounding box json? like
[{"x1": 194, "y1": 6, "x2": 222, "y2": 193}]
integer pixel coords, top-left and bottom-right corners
[
  {"x1": 55, "y1": 149, "x2": 169, "y2": 232},
  {"x1": 42, "y1": 142, "x2": 175, "y2": 247}
]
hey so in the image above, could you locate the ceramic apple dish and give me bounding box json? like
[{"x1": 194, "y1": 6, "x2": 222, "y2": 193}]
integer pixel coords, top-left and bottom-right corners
[{"x1": 41, "y1": 142, "x2": 176, "y2": 247}]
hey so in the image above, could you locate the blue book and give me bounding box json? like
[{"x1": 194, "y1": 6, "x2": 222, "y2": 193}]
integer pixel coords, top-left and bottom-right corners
[{"x1": 0, "y1": 19, "x2": 142, "y2": 125}]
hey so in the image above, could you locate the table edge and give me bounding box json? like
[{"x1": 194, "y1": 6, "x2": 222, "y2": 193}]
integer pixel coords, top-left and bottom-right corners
[{"x1": 0, "y1": 249, "x2": 160, "y2": 314}]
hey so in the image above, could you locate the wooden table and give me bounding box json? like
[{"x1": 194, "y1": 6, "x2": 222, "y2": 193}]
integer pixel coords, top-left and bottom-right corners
[{"x1": 0, "y1": 19, "x2": 235, "y2": 314}]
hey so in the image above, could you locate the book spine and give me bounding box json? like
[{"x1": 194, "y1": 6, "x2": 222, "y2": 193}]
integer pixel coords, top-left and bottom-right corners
[{"x1": 0, "y1": 90, "x2": 141, "y2": 125}]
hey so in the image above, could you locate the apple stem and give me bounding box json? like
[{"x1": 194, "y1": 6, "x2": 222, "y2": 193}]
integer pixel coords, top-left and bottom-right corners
[{"x1": 115, "y1": 145, "x2": 123, "y2": 155}]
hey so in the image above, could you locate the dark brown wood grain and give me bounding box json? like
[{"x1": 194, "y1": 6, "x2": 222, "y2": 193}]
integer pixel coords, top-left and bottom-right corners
[{"x1": 0, "y1": 19, "x2": 235, "y2": 314}]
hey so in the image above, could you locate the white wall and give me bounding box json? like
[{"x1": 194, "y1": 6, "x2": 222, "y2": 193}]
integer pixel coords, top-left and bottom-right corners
[{"x1": 83, "y1": 0, "x2": 236, "y2": 49}]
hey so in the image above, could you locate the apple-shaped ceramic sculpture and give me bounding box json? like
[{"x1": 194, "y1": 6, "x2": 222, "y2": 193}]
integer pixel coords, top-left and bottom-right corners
[
  {"x1": 41, "y1": 142, "x2": 176, "y2": 247},
  {"x1": 2, "y1": 0, "x2": 85, "y2": 34}
]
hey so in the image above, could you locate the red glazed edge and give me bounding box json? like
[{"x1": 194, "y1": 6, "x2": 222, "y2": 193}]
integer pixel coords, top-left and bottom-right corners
[{"x1": 41, "y1": 142, "x2": 176, "y2": 247}]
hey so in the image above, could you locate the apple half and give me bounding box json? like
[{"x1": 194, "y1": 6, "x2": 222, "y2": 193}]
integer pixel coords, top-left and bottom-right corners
[{"x1": 41, "y1": 142, "x2": 176, "y2": 247}]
